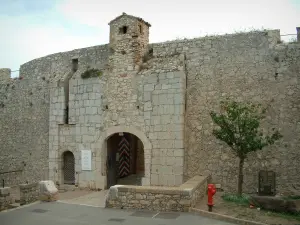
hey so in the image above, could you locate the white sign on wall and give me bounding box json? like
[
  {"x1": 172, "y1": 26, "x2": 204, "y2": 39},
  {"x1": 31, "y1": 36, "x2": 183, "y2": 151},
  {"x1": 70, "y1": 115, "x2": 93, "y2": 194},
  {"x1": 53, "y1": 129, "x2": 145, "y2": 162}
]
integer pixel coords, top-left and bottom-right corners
[{"x1": 81, "y1": 150, "x2": 92, "y2": 171}]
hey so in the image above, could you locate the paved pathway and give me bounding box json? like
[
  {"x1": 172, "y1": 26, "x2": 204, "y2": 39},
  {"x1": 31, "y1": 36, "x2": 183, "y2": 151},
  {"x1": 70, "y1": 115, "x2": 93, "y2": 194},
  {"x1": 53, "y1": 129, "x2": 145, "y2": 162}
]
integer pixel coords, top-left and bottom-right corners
[
  {"x1": 0, "y1": 201, "x2": 235, "y2": 225},
  {"x1": 58, "y1": 189, "x2": 108, "y2": 207}
]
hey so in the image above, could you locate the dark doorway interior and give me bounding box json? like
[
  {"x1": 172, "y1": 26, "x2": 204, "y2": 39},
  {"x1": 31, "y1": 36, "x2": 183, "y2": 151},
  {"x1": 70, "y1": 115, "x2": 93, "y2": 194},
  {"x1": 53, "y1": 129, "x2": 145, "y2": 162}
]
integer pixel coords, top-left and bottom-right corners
[
  {"x1": 106, "y1": 132, "x2": 144, "y2": 189},
  {"x1": 63, "y1": 151, "x2": 75, "y2": 185}
]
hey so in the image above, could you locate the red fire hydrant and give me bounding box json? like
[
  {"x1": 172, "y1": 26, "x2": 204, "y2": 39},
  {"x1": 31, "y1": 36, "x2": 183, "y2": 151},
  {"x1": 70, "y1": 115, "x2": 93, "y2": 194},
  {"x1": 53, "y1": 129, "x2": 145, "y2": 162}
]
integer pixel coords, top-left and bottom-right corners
[{"x1": 207, "y1": 183, "x2": 216, "y2": 212}]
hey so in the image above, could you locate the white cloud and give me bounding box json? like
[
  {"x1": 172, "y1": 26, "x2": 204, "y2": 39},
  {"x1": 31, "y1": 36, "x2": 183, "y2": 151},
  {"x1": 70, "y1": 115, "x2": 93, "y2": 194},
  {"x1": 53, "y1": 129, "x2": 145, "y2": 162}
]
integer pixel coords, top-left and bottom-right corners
[
  {"x1": 1, "y1": 0, "x2": 299, "y2": 77},
  {"x1": 58, "y1": 0, "x2": 300, "y2": 43},
  {"x1": 0, "y1": 14, "x2": 102, "y2": 77}
]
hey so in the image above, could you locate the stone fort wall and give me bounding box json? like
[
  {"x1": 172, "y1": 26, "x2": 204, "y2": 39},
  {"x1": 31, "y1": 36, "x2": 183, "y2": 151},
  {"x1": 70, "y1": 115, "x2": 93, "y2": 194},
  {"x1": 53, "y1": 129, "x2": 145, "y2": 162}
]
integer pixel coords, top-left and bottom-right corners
[
  {"x1": 167, "y1": 30, "x2": 299, "y2": 194},
  {"x1": 0, "y1": 44, "x2": 109, "y2": 187},
  {"x1": 0, "y1": 68, "x2": 49, "y2": 186},
  {"x1": 0, "y1": 22, "x2": 299, "y2": 194}
]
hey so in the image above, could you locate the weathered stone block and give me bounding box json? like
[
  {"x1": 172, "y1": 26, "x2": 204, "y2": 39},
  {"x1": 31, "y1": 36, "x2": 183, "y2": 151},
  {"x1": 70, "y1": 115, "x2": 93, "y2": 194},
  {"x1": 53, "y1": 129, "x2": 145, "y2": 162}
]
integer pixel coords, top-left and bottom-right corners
[
  {"x1": 39, "y1": 180, "x2": 58, "y2": 202},
  {"x1": 144, "y1": 102, "x2": 152, "y2": 111},
  {"x1": 162, "y1": 84, "x2": 171, "y2": 89},
  {"x1": 144, "y1": 84, "x2": 154, "y2": 91},
  {"x1": 144, "y1": 92, "x2": 151, "y2": 101},
  {"x1": 120, "y1": 196, "x2": 126, "y2": 202},
  {"x1": 135, "y1": 193, "x2": 143, "y2": 200},
  {"x1": 140, "y1": 200, "x2": 150, "y2": 205},
  {"x1": 159, "y1": 94, "x2": 168, "y2": 105}
]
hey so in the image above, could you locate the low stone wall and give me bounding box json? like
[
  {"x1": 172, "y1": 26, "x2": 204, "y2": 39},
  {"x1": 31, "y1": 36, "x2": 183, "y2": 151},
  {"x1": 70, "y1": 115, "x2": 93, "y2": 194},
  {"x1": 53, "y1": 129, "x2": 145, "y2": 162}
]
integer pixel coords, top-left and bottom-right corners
[
  {"x1": 0, "y1": 187, "x2": 12, "y2": 211},
  {"x1": 105, "y1": 175, "x2": 210, "y2": 212},
  {"x1": 180, "y1": 176, "x2": 209, "y2": 208},
  {"x1": 19, "y1": 183, "x2": 39, "y2": 205}
]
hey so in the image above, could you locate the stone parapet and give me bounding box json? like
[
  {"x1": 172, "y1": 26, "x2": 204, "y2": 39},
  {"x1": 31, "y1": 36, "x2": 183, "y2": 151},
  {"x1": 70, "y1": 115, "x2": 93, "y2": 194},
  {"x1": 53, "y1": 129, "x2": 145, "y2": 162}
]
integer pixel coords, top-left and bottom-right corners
[
  {"x1": 105, "y1": 175, "x2": 210, "y2": 212},
  {"x1": 19, "y1": 183, "x2": 39, "y2": 205}
]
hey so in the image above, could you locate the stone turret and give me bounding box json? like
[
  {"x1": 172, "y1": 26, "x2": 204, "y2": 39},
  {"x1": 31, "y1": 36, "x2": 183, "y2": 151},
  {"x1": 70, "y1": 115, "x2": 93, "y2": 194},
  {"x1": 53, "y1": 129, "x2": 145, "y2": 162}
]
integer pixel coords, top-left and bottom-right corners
[{"x1": 108, "y1": 12, "x2": 151, "y2": 71}]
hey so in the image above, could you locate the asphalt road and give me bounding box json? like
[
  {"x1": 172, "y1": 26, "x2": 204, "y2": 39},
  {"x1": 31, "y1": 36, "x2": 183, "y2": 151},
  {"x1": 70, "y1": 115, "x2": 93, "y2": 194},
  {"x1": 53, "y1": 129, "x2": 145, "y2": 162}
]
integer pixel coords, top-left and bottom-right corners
[{"x1": 0, "y1": 201, "x2": 235, "y2": 225}]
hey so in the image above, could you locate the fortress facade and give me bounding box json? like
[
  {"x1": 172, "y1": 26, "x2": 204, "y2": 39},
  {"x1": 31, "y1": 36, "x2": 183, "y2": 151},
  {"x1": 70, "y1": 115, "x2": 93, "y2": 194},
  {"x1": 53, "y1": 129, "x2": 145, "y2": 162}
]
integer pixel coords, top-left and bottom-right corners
[{"x1": 0, "y1": 13, "x2": 300, "y2": 194}]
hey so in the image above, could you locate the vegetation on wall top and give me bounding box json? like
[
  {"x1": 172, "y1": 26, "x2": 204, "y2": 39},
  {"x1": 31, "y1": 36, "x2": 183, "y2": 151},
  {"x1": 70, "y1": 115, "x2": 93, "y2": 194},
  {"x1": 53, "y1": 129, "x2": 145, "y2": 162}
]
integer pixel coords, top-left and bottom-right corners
[{"x1": 81, "y1": 68, "x2": 103, "y2": 79}]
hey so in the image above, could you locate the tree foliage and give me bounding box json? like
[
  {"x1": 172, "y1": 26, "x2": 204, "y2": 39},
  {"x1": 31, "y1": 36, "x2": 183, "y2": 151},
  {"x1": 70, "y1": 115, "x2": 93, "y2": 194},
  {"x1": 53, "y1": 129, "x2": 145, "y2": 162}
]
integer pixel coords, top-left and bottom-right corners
[
  {"x1": 210, "y1": 100, "x2": 282, "y2": 158},
  {"x1": 210, "y1": 100, "x2": 282, "y2": 194}
]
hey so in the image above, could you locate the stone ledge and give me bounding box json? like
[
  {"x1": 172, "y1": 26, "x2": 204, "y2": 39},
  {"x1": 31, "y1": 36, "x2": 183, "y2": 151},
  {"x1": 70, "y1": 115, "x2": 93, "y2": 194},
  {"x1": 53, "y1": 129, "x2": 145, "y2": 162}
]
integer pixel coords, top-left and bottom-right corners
[
  {"x1": 180, "y1": 175, "x2": 209, "y2": 191},
  {"x1": 190, "y1": 208, "x2": 267, "y2": 225},
  {"x1": 117, "y1": 175, "x2": 209, "y2": 194}
]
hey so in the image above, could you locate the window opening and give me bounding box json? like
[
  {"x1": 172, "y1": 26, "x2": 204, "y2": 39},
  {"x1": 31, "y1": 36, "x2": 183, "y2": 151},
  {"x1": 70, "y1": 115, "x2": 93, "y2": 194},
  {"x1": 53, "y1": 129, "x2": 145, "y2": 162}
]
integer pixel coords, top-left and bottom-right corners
[
  {"x1": 119, "y1": 26, "x2": 128, "y2": 34},
  {"x1": 72, "y1": 58, "x2": 78, "y2": 72}
]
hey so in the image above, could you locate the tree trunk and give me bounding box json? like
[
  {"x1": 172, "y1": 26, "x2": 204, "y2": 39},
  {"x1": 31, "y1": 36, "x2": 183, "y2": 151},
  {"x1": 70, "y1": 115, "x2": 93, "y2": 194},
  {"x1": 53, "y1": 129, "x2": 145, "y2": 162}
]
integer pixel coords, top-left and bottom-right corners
[{"x1": 237, "y1": 157, "x2": 245, "y2": 196}]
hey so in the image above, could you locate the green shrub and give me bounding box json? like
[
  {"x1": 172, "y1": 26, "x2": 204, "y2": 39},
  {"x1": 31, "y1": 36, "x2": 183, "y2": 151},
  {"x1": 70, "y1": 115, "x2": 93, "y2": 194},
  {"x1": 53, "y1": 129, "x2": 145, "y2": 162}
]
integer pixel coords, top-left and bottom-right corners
[{"x1": 81, "y1": 68, "x2": 103, "y2": 79}]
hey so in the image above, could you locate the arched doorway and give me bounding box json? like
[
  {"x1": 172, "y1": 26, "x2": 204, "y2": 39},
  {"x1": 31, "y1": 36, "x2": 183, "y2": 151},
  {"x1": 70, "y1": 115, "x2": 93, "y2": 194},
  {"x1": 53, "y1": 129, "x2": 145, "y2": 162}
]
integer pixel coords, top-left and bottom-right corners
[
  {"x1": 63, "y1": 151, "x2": 75, "y2": 185},
  {"x1": 106, "y1": 132, "x2": 145, "y2": 188}
]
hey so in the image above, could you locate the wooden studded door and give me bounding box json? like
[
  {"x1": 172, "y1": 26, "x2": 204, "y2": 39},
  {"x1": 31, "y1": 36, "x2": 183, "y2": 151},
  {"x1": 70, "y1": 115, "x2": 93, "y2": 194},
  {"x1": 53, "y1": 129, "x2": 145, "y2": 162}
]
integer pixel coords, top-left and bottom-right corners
[
  {"x1": 63, "y1": 151, "x2": 75, "y2": 185},
  {"x1": 118, "y1": 135, "x2": 131, "y2": 178}
]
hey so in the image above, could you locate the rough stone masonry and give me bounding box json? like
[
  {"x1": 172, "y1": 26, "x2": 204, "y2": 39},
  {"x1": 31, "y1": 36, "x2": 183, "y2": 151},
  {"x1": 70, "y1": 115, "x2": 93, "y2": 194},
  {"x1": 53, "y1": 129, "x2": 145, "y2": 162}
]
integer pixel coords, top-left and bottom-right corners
[{"x1": 0, "y1": 13, "x2": 299, "y2": 194}]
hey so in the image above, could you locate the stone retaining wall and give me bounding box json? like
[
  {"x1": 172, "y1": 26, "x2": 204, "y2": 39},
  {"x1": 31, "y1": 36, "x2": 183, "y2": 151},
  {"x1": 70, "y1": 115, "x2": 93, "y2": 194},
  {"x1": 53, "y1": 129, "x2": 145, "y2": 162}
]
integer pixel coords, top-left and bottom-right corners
[
  {"x1": 19, "y1": 183, "x2": 39, "y2": 205},
  {"x1": 0, "y1": 187, "x2": 12, "y2": 211},
  {"x1": 105, "y1": 175, "x2": 210, "y2": 212},
  {"x1": 180, "y1": 176, "x2": 209, "y2": 207}
]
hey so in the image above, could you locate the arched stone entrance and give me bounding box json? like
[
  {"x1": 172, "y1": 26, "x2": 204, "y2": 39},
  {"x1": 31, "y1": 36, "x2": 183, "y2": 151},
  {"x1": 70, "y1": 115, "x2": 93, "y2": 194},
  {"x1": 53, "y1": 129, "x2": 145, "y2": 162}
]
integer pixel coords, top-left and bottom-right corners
[
  {"x1": 63, "y1": 151, "x2": 75, "y2": 185},
  {"x1": 106, "y1": 132, "x2": 145, "y2": 188},
  {"x1": 99, "y1": 126, "x2": 152, "y2": 189}
]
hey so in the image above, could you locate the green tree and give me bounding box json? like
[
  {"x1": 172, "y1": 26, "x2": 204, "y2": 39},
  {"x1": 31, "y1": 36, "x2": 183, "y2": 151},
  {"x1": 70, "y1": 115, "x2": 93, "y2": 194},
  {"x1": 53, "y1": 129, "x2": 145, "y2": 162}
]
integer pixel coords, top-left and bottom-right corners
[{"x1": 210, "y1": 100, "x2": 282, "y2": 195}]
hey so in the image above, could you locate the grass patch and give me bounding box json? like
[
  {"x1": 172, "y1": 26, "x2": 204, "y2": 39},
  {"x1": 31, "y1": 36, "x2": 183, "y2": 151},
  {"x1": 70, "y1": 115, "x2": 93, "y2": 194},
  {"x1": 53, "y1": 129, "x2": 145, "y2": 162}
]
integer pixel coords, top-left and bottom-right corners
[
  {"x1": 222, "y1": 193, "x2": 300, "y2": 221},
  {"x1": 221, "y1": 193, "x2": 250, "y2": 205}
]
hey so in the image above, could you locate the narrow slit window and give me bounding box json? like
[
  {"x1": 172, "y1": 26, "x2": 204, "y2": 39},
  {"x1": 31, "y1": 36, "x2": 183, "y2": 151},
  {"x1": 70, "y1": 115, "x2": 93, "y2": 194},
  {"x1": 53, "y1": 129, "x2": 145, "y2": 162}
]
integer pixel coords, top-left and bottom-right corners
[{"x1": 72, "y1": 58, "x2": 78, "y2": 72}]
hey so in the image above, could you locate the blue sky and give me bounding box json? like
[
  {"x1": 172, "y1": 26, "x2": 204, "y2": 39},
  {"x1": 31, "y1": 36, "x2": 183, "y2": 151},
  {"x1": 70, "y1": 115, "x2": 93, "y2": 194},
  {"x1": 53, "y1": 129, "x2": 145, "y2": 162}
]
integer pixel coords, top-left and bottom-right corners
[{"x1": 1, "y1": 0, "x2": 299, "y2": 77}]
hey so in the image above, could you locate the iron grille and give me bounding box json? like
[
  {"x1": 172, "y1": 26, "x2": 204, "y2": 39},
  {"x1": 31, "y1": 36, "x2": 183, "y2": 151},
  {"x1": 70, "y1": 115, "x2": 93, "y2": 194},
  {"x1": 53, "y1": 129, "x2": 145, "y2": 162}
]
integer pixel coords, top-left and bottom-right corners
[{"x1": 64, "y1": 152, "x2": 75, "y2": 185}]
